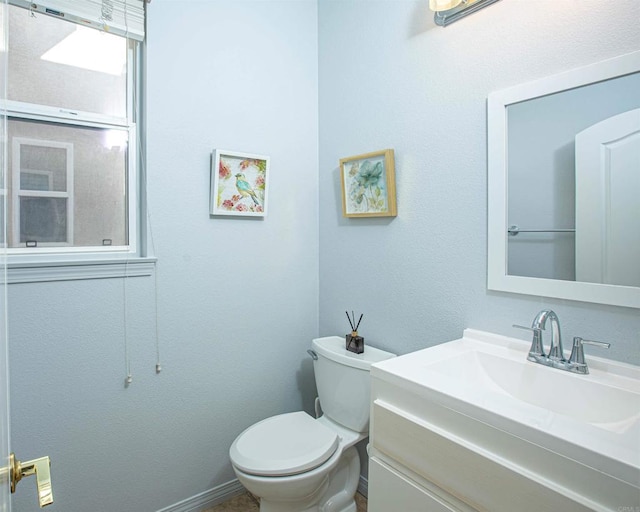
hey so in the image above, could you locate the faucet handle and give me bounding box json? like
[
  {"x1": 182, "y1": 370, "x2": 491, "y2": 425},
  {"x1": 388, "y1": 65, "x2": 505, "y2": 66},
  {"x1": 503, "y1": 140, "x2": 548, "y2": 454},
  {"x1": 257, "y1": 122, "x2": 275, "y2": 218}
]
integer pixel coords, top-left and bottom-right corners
[
  {"x1": 513, "y1": 324, "x2": 545, "y2": 359},
  {"x1": 568, "y1": 337, "x2": 610, "y2": 374}
]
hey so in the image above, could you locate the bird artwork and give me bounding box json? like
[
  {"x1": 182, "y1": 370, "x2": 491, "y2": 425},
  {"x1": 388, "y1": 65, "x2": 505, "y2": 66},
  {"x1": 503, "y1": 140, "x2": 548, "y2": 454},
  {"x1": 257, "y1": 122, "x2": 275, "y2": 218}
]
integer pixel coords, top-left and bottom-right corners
[
  {"x1": 235, "y1": 172, "x2": 261, "y2": 206},
  {"x1": 212, "y1": 152, "x2": 268, "y2": 215}
]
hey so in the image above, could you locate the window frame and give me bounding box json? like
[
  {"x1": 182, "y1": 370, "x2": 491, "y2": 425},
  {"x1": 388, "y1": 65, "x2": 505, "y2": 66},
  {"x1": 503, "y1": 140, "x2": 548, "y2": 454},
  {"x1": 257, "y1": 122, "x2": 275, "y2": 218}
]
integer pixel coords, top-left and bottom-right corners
[
  {"x1": 2, "y1": 10, "x2": 154, "y2": 283},
  {"x1": 6, "y1": 103, "x2": 138, "y2": 257},
  {"x1": 12, "y1": 136, "x2": 75, "y2": 248}
]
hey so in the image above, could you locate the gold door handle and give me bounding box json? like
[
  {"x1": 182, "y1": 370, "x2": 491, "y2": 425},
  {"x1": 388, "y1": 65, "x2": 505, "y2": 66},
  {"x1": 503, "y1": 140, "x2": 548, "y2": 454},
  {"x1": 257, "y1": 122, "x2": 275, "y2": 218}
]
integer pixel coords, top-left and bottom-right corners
[{"x1": 10, "y1": 453, "x2": 53, "y2": 507}]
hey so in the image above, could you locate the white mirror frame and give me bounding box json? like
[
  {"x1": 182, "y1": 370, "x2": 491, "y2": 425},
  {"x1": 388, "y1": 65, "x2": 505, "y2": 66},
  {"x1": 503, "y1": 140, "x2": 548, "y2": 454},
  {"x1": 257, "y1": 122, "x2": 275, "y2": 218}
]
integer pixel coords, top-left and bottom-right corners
[{"x1": 487, "y1": 50, "x2": 640, "y2": 309}]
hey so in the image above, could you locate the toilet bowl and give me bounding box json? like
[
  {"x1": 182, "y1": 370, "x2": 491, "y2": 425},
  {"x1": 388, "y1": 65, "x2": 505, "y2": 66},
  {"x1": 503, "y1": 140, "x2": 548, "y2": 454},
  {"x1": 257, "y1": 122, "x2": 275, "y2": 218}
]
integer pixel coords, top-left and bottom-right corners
[
  {"x1": 229, "y1": 336, "x2": 396, "y2": 512},
  {"x1": 231, "y1": 413, "x2": 364, "y2": 512}
]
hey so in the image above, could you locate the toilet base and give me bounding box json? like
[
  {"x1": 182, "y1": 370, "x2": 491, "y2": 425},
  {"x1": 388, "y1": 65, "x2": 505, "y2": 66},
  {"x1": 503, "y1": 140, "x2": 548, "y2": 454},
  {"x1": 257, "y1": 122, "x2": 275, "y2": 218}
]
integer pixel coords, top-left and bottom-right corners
[
  {"x1": 316, "y1": 445, "x2": 360, "y2": 512},
  {"x1": 259, "y1": 494, "x2": 357, "y2": 512},
  {"x1": 259, "y1": 500, "x2": 356, "y2": 512},
  {"x1": 240, "y1": 446, "x2": 361, "y2": 512}
]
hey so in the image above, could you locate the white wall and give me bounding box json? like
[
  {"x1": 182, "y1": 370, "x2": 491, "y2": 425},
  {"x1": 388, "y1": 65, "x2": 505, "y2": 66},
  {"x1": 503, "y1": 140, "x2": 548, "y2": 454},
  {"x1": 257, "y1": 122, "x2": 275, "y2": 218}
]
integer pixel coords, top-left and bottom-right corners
[
  {"x1": 318, "y1": 0, "x2": 640, "y2": 362},
  {"x1": 9, "y1": 1, "x2": 319, "y2": 511}
]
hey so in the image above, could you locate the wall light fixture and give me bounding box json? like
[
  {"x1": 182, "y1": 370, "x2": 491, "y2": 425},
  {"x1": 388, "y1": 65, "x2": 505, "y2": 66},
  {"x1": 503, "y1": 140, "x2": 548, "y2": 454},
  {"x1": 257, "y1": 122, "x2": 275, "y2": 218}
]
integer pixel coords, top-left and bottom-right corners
[{"x1": 430, "y1": 0, "x2": 501, "y2": 27}]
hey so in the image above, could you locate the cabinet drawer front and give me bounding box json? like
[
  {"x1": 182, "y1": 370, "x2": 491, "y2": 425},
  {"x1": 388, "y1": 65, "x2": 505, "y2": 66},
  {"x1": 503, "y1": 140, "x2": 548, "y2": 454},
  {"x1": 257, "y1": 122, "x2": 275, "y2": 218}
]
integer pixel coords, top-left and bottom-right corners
[
  {"x1": 371, "y1": 400, "x2": 596, "y2": 512},
  {"x1": 369, "y1": 457, "x2": 462, "y2": 512}
]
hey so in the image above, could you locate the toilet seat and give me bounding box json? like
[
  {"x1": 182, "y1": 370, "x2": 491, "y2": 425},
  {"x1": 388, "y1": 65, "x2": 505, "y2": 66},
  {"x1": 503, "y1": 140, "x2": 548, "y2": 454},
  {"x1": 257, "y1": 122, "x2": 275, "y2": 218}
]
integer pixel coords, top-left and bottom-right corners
[{"x1": 230, "y1": 411, "x2": 339, "y2": 477}]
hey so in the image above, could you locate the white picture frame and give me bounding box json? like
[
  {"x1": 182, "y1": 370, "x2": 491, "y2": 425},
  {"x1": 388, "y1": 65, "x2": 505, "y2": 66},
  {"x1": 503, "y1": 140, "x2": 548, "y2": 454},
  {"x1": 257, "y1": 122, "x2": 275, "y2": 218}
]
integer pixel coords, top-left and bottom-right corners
[{"x1": 210, "y1": 149, "x2": 270, "y2": 217}]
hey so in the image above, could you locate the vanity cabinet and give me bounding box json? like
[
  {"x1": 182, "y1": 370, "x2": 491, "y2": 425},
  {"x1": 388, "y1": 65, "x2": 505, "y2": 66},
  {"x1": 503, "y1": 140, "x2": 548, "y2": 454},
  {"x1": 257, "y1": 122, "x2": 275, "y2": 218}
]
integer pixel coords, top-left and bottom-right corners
[
  {"x1": 367, "y1": 346, "x2": 639, "y2": 512},
  {"x1": 368, "y1": 399, "x2": 590, "y2": 511}
]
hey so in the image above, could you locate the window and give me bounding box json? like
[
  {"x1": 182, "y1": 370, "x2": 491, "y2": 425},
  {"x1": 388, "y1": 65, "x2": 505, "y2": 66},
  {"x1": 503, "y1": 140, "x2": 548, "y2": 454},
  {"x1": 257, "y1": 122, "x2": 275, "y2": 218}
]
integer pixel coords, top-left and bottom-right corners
[
  {"x1": 13, "y1": 137, "x2": 74, "y2": 246},
  {"x1": 3, "y1": 1, "x2": 152, "y2": 281}
]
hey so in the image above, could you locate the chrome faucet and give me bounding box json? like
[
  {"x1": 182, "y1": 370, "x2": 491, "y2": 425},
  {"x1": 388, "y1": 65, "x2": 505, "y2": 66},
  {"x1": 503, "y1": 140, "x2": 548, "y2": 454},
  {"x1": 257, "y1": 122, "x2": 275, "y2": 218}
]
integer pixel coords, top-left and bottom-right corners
[
  {"x1": 513, "y1": 310, "x2": 610, "y2": 374},
  {"x1": 532, "y1": 309, "x2": 563, "y2": 361},
  {"x1": 514, "y1": 309, "x2": 563, "y2": 365}
]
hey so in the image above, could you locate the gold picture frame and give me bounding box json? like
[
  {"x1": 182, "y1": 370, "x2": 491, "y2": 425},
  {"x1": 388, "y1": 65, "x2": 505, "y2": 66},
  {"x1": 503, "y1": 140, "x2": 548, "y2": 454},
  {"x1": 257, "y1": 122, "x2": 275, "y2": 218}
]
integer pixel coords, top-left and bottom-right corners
[{"x1": 339, "y1": 149, "x2": 397, "y2": 218}]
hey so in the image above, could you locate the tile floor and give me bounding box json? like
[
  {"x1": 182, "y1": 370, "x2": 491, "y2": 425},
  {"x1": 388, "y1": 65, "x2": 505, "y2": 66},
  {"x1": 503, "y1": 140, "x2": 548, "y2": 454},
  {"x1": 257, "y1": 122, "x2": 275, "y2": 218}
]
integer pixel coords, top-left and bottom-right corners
[{"x1": 205, "y1": 491, "x2": 368, "y2": 511}]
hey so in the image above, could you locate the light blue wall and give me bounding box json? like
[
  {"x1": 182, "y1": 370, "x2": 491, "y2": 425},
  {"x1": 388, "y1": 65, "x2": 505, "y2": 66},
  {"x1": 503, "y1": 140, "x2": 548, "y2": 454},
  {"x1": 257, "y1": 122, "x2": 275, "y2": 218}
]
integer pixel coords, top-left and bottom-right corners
[
  {"x1": 9, "y1": 1, "x2": 319, "y2": 511},
  {"x1": 7, "y1": 1, "x2": 640, "y2": 511},
  {"x1": 318, "y1": 0, "x2": 640, "y2": 364}
]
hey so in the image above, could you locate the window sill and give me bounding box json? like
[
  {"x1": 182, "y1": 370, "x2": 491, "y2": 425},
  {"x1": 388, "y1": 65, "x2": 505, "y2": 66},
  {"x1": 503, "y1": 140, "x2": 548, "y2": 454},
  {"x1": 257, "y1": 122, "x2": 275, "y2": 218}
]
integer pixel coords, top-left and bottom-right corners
[{"x1": 3, "y1": 257, "x2": 156, "y2": 284}]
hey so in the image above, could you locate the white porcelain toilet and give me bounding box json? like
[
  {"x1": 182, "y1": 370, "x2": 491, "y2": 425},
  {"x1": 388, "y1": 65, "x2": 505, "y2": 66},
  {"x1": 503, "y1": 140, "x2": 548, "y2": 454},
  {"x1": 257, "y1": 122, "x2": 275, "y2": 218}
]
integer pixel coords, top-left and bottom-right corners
[{"x1": 229, "y1": 336, "x2": 395, "y2": 512}]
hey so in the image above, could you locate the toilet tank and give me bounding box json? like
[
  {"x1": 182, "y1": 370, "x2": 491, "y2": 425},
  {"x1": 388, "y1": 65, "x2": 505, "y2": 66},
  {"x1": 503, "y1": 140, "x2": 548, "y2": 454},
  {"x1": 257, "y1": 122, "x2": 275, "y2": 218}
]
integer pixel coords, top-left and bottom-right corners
[{"x1": 312, "y1": 336, "x2": 396, "y2": 433}]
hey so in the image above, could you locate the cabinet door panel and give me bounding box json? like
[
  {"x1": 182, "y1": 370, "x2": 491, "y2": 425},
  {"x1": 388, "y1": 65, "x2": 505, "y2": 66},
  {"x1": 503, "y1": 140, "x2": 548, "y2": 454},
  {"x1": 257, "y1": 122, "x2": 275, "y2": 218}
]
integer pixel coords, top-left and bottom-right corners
[{"x1": 369, "y1": 457, "x2": 460, "y2": 512}]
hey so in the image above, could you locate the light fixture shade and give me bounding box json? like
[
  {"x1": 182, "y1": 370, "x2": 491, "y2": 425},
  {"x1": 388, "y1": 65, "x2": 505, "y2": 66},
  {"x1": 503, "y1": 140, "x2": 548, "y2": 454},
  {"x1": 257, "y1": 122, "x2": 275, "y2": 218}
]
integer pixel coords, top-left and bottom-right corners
[
  {"x1": 429, "y1": 0, "x2": 463, "y2": 11},
  {"x1": 433, "y1": 0, "x2": 501, "y2": 26}
]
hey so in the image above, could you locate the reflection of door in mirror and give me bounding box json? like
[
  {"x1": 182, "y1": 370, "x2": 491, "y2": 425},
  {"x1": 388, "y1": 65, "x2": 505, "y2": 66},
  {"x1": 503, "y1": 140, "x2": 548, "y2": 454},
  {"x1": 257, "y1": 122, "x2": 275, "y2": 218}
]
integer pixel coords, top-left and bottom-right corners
[
  {"x1": 575, "y1": 108, "x2": 640, "y2": 287},
  {"x1": 506, "y1": 71, "x2": 640, "y2": 283}
]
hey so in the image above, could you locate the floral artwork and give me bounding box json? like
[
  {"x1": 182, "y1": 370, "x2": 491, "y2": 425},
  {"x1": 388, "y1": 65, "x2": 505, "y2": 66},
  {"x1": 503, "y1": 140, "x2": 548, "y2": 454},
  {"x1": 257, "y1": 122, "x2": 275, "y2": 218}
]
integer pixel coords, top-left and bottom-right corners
[
  {"x1": 340, "y1": 149, "x2": 397, "y2": 218},
  {"x1": 211, "y1": 150, "x2": 269, "y2": 217}
]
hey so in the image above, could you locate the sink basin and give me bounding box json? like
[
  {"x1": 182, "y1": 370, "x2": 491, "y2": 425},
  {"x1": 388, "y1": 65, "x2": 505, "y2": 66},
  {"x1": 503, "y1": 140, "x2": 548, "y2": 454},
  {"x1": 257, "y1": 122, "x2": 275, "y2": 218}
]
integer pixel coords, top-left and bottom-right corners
[
  {"x1": 429, "y1": 349, "x2": 640, "y2": 432},
  {"x1": 371, "y1": 329, "x2": 640, "y2": 489}
]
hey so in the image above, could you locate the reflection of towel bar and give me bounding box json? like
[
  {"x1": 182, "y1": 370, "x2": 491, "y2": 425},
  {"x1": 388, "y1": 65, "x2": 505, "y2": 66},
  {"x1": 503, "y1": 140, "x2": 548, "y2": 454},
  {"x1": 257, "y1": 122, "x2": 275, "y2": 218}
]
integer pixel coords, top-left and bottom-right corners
[{"x1": 508, "y1": 225, "x2": 575, "y2": 236}]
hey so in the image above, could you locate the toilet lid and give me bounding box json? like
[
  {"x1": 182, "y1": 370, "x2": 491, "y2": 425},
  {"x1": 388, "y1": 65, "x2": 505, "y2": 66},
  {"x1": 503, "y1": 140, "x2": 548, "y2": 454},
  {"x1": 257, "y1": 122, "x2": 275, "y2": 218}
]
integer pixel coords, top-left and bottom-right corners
[{"x1": 230, "y1": 411, "x2": 339, "y2": 477}]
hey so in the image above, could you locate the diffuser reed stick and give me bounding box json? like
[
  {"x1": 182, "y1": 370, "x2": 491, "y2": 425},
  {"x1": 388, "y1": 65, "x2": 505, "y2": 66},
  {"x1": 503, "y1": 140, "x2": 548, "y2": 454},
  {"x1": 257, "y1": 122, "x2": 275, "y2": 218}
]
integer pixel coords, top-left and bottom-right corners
[
  {"x1": 346, "y1": 311, "x2": 355, "y2": 331},
  {"x1": 354, "y1": 313, "x2": 363, "y2": 331}
]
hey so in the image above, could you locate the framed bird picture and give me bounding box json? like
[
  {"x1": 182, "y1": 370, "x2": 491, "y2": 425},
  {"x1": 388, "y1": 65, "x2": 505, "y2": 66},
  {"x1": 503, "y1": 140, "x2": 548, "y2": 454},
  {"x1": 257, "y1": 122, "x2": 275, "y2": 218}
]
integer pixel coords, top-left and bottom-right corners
[
  {"x1": 340, "y1": 149, "x2": 397, "y2": 218},
  {"x1": 211, "y1": 149, "x2": 270, "y2": 217}
]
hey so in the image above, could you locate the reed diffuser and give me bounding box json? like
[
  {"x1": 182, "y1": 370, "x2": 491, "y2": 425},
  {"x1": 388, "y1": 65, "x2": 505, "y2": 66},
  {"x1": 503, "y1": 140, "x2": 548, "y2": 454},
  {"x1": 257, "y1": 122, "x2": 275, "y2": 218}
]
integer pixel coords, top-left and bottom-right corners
[{"x1": 345, "y1": 310, "x2": 364, "y2": 354}]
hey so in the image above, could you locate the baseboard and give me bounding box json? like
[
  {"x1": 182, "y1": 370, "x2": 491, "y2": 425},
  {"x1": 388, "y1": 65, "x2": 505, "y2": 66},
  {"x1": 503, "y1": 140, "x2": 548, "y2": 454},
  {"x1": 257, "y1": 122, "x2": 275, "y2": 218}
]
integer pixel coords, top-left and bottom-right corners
[
  {"x1": 157, "y1": 474, "x2": 367, "y2": 511},
  {"x1": 156, "y1": 479, "x2": 246, "y2": 512},
  {"x1": 358, "y1": 474, "x2": 368, "y2": 498}
]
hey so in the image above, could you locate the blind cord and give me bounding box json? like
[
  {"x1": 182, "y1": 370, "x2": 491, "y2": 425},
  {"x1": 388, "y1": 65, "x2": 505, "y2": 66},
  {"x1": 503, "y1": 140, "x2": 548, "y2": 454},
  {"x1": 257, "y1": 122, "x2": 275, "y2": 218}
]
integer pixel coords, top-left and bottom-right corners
[{"x1": 123, "y1": 261, "x2": 132, "y2": 387}]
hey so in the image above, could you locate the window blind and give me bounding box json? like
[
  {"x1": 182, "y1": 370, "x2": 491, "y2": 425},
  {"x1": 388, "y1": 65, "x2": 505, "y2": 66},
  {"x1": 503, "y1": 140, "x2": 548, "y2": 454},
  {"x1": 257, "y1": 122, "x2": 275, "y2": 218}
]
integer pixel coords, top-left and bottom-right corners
[{"x1": 10, "y1": 0, "x2": 145, "y2": 40}]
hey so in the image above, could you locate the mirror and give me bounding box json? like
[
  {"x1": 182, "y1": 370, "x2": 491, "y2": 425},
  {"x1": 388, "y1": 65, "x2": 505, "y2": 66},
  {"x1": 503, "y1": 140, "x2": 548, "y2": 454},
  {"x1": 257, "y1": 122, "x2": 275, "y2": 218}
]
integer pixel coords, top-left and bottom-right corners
[{"x1": 488, "y1": 51, "x2": 640, "y2": 308}]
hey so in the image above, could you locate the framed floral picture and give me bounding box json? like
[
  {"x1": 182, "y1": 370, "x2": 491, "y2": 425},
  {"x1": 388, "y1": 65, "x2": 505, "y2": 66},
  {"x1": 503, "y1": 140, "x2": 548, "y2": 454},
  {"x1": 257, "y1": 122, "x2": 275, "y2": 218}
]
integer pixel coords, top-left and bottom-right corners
[
  {"x1": 211, "y1": 149, "x2": 270, "y2": 217},
  {"x1": 340, "y1": 149, "x2": 397, "y2": 217}
]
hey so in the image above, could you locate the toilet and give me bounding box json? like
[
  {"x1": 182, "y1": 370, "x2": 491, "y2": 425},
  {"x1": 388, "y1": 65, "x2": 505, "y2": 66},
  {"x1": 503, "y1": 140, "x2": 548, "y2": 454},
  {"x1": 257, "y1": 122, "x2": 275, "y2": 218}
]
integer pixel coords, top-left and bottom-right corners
[{"x1": 229, "y1": 336, "x2": 396, "y2": 512}]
